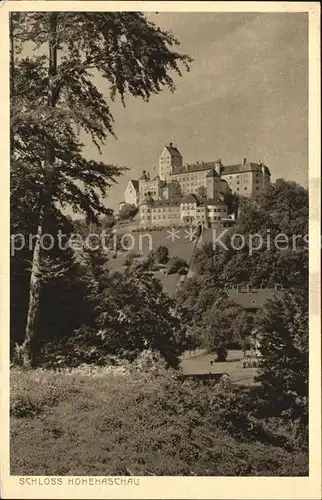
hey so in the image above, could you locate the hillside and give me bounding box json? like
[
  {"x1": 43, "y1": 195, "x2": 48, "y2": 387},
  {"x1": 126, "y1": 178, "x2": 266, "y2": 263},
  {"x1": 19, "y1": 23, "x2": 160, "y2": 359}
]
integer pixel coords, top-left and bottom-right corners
[{"x1": 107, "y1": 227, "x2": 217, "y2": 296}]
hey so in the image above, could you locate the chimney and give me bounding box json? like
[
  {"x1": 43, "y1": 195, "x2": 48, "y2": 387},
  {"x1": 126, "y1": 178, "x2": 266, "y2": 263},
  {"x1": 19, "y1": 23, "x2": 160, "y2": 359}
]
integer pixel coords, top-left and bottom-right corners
[
  {"x1": 214, "y1": 159, "x2": 222, "y2": 176},
  {"x1": 242, "y1": 157, "x2": 247, "y2": 165}
]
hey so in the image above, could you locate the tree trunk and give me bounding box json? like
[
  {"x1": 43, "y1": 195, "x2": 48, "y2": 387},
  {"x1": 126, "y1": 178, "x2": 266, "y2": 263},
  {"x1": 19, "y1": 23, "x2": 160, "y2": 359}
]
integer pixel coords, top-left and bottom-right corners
[
  {"x1": 22, "y1": 222, "x2": 43, "y2": 367},
  {"x1": 22, "y1": 13, "x2": 58, "y2": 367}
]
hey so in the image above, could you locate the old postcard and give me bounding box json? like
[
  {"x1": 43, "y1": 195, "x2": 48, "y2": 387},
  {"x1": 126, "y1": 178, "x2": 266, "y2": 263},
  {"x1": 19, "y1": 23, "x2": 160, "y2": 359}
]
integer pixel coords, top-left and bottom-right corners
[{"x1": 0, "y1": 1, "x2": 321, "y2": 499}]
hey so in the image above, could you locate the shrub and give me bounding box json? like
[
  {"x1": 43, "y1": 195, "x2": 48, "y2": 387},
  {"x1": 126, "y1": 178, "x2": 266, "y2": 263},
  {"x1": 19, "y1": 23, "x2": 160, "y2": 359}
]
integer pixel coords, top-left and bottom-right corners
[
  {"x1": 155, "y1": 245, "x2": 169, "y2": 264},
  {"x1": 118, "y1": 203, "x2": 138, "y2": 221},
  {"x1": 10, "y1": 369, "x2": 81, "y2": 418},
  {"x1": 167, "y1": 257, "x2": 188, "y2": 275},
  {"x1": 124, "y1": 251, "x2": 141, "y2": 267},
  {"x1": 10, "y1": 369, "x2": 308, "y2": 476}
]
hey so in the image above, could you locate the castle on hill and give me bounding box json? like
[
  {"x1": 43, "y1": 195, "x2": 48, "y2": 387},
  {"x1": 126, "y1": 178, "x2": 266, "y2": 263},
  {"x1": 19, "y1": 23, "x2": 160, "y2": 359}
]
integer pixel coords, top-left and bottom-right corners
[{"x1": 121, "y1": 143, "x2": 271, "y2": 227}]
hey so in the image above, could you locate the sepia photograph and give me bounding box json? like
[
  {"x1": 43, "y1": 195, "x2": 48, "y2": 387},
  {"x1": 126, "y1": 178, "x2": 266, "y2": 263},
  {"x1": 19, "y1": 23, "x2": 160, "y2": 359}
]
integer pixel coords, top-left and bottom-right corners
[{"x1": 1, "y1": 1, "x2": 321, "y2": 498}]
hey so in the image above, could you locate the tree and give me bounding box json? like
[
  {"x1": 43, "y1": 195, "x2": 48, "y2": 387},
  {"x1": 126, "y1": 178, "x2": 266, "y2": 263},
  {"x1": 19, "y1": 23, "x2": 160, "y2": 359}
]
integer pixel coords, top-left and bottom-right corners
[
  {"x1": 199, "y1": 296, "x2": 246, "y2": 360},
  {"x1": 223, "y1": 191, "x2": 239, "y2": 217},
  {"x1": 101, "y1": 212, "x2": 116, "y2": 229},
  {"x1": 188, "y1": 179, "x2": 308, "y2": 289},
  {"x1": 118, "y1": 203, "x2": 138, "y2": 221},
  {"x1": 155, "y1": 245, "x2": 169, "y2": 264},
  {"x1": 255, "y1": 290, "x2": 308, "y2": 444},
  {"x1": 11, "y1": 12, "x2": 192, "y2": 366},
  {"x1": 58, "y1": 248, "x2": 185, "y2": 368},
  {"x1": 196, "y1": 186, "x2": 207, "y2": 200}
]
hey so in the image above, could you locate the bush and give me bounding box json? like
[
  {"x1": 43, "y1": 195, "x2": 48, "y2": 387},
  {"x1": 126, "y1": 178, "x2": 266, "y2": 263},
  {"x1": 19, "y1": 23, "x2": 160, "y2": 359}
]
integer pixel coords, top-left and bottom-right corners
[
  {"x1": 124, "y1": 250, "x2": 141, "y2": 267},
  {"x1": 118, "y1": 203, "x2": 138, "y2": 221},
  {"x1": 10, "y1": 369, "x2": 81, "y2": 418},
  {"x1": 167, "y1": 257, "x2": 188, "y2": 275},
  {"x1": 10, "y1": 369, "x2": 308, "y2": 476}
]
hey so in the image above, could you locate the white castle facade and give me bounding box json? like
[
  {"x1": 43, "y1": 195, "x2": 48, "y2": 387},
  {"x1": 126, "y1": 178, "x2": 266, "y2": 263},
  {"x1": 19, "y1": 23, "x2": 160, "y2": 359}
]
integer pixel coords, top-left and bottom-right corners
[{"x1": 122, "y1": 143, "x2": 271, "y2": 227}]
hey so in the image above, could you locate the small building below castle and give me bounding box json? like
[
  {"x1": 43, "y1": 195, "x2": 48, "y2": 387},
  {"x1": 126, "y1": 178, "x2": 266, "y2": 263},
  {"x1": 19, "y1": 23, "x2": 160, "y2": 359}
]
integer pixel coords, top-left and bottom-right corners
[{"x1": 139, "y1": 193, "x2": 227, "y2": 228}]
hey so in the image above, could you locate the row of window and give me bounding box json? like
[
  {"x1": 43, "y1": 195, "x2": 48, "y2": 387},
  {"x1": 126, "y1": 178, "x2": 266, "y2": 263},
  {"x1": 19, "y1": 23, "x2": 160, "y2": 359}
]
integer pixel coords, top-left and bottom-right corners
[
  {"x1": 228, "y1": 172, "x2": 262, "y2": 179},
  {"x1": 172, "y1": 174, "x2": 207, "y2": 181},
  {"x1": 152, "y1": 215, "x2": 180, "y2": 220},
  {"x1": 234, "y1": 186, "x2": 261, "y2": 192},
  {"x1": 142, "y1": 208, "x2": 226, "y2": 218},
  {"x1": 230, "y1": 178, "x2": 262, "y2": 185},
  {"x1": 141, "y1": 215, "x2": 224, "y2": 223},
  {"x1": 150, "y1": 207, "x2": 179, "y2": 212}
]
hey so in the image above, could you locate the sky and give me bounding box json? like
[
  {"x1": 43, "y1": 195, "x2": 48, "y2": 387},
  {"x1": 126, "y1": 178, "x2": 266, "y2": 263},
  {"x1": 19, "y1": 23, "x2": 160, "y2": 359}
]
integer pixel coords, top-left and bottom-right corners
[
  {"x1": 24, "y1": 11, "x2": 308, "y2": 214},
  {"x1": 85, "y1": 12, "x2": 308, "y2": 212}
]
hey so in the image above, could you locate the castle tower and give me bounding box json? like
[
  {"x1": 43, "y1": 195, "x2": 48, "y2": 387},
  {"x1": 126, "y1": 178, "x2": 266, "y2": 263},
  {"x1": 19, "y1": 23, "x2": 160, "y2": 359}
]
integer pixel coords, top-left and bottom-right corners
[{"x1": 159, "y1": 142, "x2": 183, "y2": 181}]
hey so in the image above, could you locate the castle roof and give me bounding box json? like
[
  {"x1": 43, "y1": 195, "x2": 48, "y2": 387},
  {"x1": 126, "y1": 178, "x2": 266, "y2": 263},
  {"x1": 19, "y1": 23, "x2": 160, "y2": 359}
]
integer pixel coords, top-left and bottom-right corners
[
  {"x1": 182, "y1": 193, "x2": 199, "y2": 204},
  {"x1": 161, "y1": 180, "x2": 181, "y2": 195},
  {"x1": 206, "y1": 198, "x2": 226, "y2": 206},
  {"x1": 129, "y1": 180, "x2": 139, "y2": 190},
  {"x1": 222, "y1": 163, "x2": 270, "y2": 176},
  {"x1": 150, "y1": 199, "x2": 182, "y2": 208},
  {"x1": 184, "y1": 161, "x2": 221, "y2": 174},
  {"x1": 164, "y1": 143, "x2": 182, "y2": 158},
  {"x1": 205, "y1": 169, "x2": 220, "y2": 178},
  {"x1": 195, "y1": 198, "x2": 225, "y2": 208}
]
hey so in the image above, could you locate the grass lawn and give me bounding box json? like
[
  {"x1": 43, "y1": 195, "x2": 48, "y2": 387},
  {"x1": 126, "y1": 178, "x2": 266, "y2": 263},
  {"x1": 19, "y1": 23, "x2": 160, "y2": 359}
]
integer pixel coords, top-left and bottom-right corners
[{"x1": 181, "y1": 350, "x2": 259, "y2": 386}]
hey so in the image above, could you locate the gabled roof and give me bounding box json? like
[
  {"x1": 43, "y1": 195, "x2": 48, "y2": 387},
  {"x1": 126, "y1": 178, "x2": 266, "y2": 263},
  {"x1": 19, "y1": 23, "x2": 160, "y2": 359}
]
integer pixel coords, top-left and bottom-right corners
[
  {"x1": 161, "y1": 180, "x2": 181, "y2": 195},
  {"x1": 164, "y1": 143, "x2": 182, "y2": 158},
  {"x1": 182, "y1": 193, "x2": 198, "y2": 204},
  {"x1": 205, "y1": 169, "x2": 220, "y2": 178},
  {"x1": 222, "y1": 163, "x2": 270, "y2": 176},
  {"x1": 128, "y1": 180, "x2": 139, "y2": 190}
]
